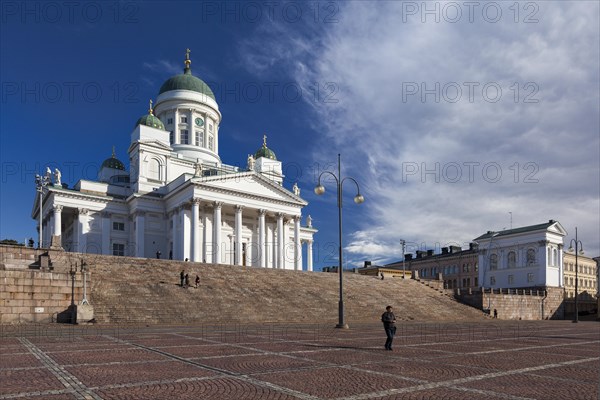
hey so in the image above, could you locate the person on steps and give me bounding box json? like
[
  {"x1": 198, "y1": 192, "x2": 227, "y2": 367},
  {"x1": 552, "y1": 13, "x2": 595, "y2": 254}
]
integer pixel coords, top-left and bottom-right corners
[{"x1": 381, "y1": 305, "x2": 397, "y2": 351}]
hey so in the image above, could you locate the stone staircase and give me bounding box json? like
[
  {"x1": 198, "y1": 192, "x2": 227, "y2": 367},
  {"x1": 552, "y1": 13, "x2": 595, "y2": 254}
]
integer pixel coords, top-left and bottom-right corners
[{"x1": 84, "y1": 255, "x2": 487, "y2": 325}]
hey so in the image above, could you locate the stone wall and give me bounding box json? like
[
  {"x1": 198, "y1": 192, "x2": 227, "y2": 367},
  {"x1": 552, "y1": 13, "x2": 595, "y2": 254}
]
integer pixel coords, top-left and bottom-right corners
[
  {"x1": 0, "y1": 269, "x2": 86, "y2": 323},
  {"x1": 456, "y1": 287, "x2": 565, "y2": 320},
  {"x1": 0, "y1": 244, "x2": 93, "y2": 324}
]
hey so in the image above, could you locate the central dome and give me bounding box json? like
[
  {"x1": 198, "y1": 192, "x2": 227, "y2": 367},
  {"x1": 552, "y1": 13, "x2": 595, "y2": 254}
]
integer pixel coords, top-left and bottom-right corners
[{"x1": 158, "y1": 51, "x2": 216, "y2": 101}]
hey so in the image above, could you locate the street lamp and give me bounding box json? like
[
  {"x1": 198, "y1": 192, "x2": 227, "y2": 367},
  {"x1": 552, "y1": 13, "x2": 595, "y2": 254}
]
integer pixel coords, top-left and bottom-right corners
[
  {"x1": 35, "y1": 172, "x2": 51, "y2": 249},
  {"x1": 314, "y1": 154, "x2": 364, "y2": 329},
  {"x1": 568, "y1": 227, "x2": 584, "y2": 323},
  {"x1": 400, "y1": 239, "x2": 406, "y2": 279}
]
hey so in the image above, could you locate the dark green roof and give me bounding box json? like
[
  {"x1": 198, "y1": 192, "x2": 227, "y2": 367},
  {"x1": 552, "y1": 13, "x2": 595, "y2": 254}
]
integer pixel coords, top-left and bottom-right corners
[
  {"x1": 159, "y1": 68, "x2": 216, "y2": 100},
  {"x1": 255, "y1": 145, "x2": 277, "y2": 160},
  {"x1": 135, "y1": 113, "x2": 165, "y2": 131},
  {"x1": 101, "y1": 156, "x2": 125, "y2": 171},
  {"x1": 474, "y1": 220, "x2": 559, "y2": 241}
]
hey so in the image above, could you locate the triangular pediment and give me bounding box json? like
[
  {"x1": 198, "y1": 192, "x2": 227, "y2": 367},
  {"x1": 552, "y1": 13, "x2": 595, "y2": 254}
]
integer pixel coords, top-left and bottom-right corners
[
  {"x1": 548, "y1": 221, "x2": 567, "y2": 236},
  {"x1": 193, "y1": 172, "x2": 306, "y2": 205}
]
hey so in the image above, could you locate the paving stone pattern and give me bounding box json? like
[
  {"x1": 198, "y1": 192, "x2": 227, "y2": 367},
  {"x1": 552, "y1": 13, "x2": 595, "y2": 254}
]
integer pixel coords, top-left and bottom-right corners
[{"x1": 1, "y1": 321, "x2": 598, "y2": 399}]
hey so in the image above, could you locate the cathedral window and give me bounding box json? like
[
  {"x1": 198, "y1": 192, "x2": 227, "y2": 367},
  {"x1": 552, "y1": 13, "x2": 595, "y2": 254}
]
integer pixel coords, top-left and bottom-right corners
[
  {"x1": 112, "y1": 222, "x2": 125, "y2": 231},
  {"x1": 112, "y1": 243, "x2": 125, "y2": 256},
  {"x1": 208, "y1": 136, "x2": 214, "y2": 150},
  {"x1": 196, "y1": 130, "x2": 203, "y2": 146},
  {"x1": 490, "y1": 254, "x2": 498, "y2": 270},
  {"x1": 180, "y1": 129, "x2": 189, "y2": 144},
  {"x1": 169, "y1": 131, "x2": 173, "y2": 144},
  {"x1": 507, "y1": 251, "x2": 516, "y2": 268},
  {"x1": 180, "y1": 116, "x2": 187, "y2": 123},
  {"x1": 526, "y1": 248, "x2": 536, "y2": 266},
  {"x1": 490, "y1": 276, "x2": 496, "y2": 285},
  {"x1": 167, "y1": 118, "x2": 173, "y2": 125},
  {"x1": 527, "y1": 273, "x2": 534, "y2": 282},
  {"x1": 148, "y1": 158, "x2": 161, "y2": 181},
  {"x1": 209, "y1": 123, "x2": 213, "y2": 132}
]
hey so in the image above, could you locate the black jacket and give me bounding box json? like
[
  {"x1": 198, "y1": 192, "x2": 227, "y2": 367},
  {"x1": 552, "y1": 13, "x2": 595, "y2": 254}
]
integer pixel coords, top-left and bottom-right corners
[{"x1": 381, "y1": 311, "x2": 396, "y2": 328}]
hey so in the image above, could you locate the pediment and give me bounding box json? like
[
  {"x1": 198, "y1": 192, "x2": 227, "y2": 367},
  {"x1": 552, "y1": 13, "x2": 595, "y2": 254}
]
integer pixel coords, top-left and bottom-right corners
[
  {"x1": 194, "y1": 172, "x2": 306, "y2": 205},
  {"x1": 548, "y1": 221, "x2": 567, "y2": 236}
]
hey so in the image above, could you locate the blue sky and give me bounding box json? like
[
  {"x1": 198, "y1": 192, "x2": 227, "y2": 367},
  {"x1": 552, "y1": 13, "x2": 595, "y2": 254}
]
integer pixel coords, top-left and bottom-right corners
[{"x1": 1, "y1": 1, "x2": 599, "y2": 269}]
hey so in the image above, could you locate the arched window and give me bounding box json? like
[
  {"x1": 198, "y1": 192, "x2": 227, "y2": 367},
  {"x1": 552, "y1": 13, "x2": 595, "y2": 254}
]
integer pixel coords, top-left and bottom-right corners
[
  {"x1": 526, "y1": 248, "x2": 536, "y2": 266},
  {"x1": 547, "y1": 247, "x2": 552, "y2": 265},
  {"x1": 490, "y1": 254, "x2": 498, "y2": 270},
  {"x1": 148, "y1": 158, "x2": 161, "y2": 181},
  {"x1": 507, "y1": 251, "x2": 516, "y2": 268},
  {"x1": 552, "y1": 248, "x2": 558, "y2": 266}
]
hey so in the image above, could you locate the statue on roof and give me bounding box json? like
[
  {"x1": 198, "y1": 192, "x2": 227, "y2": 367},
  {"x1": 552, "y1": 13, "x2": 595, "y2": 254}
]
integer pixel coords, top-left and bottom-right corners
[
  {"x1": 54, "y1": 168, "x2": 61, "y2": 186},
  {"x1": 292, "y1": 182, "x2": 300, "y2": 196},
  {"x1": 247, "y1": 154, "x2": 255, "y2": 171},
  {"x1": 306, "y1": 215, "x2": 313, "y2": 228},
  {"x1": 45, "y1": 167, "x2": 52, "y2": 182},
  {"x1": 194, "y1": 161, "x2": 203, "y2": 177}
]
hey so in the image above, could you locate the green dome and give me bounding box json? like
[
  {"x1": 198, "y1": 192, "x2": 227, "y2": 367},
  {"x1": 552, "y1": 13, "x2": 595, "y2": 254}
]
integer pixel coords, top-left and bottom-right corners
[
  {"x1": 135, "y1": 113, "x2": 165, "y2": 130},
  {"x1": 254, "y1": 135, "x2": 277, "y2": 160},
  {"x1": 159, "y1": 69, "x2": 216, "y2": 101},
  {"x1": 102, "y1": 155, "x2": 125, "y2": 171}
]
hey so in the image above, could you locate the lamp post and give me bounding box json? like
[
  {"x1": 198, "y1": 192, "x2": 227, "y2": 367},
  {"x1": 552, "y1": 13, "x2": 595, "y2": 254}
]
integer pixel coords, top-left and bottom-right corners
[
  {"x1": 568, "y1": 227, "x2": 584, "y2": 323},
  {"x1": 314, "y1": 154, "x2": 364, "y2": 329},
  {"x1": 35, "y1": 172, "x2": 51, "y2": 248},
  {"x1": 400, "y1": 239, "x2": 406, "y2": 279}
]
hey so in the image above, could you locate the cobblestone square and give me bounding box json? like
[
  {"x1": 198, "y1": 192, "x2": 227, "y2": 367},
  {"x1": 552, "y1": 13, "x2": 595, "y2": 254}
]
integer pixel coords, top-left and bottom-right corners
[{"x1": 0, "y1": 321, "x2": 598, "y2": 399}]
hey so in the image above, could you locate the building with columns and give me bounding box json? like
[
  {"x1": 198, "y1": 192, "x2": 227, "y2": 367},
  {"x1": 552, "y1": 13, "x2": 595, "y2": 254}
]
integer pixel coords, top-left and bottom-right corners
[
  {"x1": 31, "y1": 50, "x2": 317, "y2": 270},
  {"x1": 474, "y1": 220, "x2": 567, "y2": 289}
]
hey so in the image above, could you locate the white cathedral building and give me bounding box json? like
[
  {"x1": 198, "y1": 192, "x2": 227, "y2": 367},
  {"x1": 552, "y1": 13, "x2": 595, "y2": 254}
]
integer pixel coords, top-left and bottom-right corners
[{"x1": 32, "y1": 50, "x2": 317, "y2": 270}]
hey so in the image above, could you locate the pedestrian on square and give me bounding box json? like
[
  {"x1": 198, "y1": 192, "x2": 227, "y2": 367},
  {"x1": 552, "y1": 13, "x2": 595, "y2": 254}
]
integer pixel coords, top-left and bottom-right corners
[
  {"x1": 184, "y1": 273, "x2": 190, "y2": 287},
  {"x1": 156, "y1": 250, "x2": 161, "y2": 259},
  {"x1": 381, "y1": 305, "x2": 397, "y2": 351},
  {"x1": 195, "y1": 275, "x2": 200, "y2": 288},
  {"x1": 180, "y1": 270, "x2": 185, "y2": 287},
  {"x1": 493, "y1": 309, "x2": 498, "y2": 319}
]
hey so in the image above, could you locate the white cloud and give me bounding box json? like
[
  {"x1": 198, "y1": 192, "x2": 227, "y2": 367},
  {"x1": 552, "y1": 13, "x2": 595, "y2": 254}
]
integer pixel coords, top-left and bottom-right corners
[{"x1": 240, "y1": 1, "x2": 600, "y2": 264}]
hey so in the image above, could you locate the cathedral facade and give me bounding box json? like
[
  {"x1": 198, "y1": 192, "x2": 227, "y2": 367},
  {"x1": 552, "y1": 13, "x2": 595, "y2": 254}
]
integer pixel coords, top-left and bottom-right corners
[{"x1": 32, "y1": 51, "x2": 317, "y2": 270}]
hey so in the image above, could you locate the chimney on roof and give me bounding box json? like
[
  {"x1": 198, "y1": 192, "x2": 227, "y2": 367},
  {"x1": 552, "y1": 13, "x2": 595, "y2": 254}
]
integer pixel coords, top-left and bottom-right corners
[
  {"x1": 427, "y1": 249, "x2": 434, "y2": 256},
  {"x1": 405, "y1": 254, "x2": 413, "y2": 261},
  {"x1": 363, "y1": 261, "x2": 371, "y2": 268},
  {"x1": 416, "y1": 250, "x2": 425, "y2": 259},
  {"x1": 441, "y1": 247, "x2": 449, "y2": 254},
  {"x1": 450, "y1": 246, "x2": 462, "y2": 253},
  {"x1": 469, "y1": 242, "x2": 479, "y2": 251}
]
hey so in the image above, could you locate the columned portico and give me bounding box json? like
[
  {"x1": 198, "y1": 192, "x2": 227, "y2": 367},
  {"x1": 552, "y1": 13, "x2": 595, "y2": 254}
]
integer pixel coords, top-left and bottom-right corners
[
  {"x1": 77, "y1": 208, "x2": 89, "y2": 253},
  {"x1": 191, "y1": 198, "x2": 201, "y2": 262},
  {"x1": 53, "y1": 205, "x2": 63, "y2": 238},
  {"x1": 171, "y1": 210, "x2": 179, "y2": 259},
  {"x1": 135, "y1": 211, "x2": 145, "y2": 257},
  {"x1": 258, "y1": 209, "x2": 266, "y2": 268},
  {"x1": 276, "y1": 213, "x2": 284, "y2": 269},
  {"x1": 182, "y1": 206, "x2": 191, "y2": 261},
  {"x1": 101, "y1": 211, "x2": 110, "y2": 255},
  {"x1": 294, "y1": 216, "x2": 301, "y2": 270},
  {"x1": 307, "y1": 240, "x2": 313, "y2": 271},
  {"x1": 213, "y1": 201, "x2": 222, "y2": 264},
  {"x1": 235, "y1": 205, "x2": 243, "y2": 266}
]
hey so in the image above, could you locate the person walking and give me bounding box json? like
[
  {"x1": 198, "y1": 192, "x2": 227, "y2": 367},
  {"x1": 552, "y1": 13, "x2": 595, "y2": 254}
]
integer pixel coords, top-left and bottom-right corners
[
  {"x1": 381, "y1": 305, "x2": 397, "y2": 351},
  {"x1": 180, "y1": 270, "x2": 185, "y2": 287},
  {"x1": 195, "y1": 275, "x2": 200, "y2": 288},
  {"x1": 184, "y1": 273, "x2": 190, "y2": 288}
]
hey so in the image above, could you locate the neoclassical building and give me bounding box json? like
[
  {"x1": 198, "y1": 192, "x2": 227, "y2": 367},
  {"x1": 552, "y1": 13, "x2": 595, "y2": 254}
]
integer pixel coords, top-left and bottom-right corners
[
  {"x1": 31, "y1": 50, "x2": 317, "y2": 270},
  {"x1": 474, "y1": 220, "x2": 566, "y2": 289}
]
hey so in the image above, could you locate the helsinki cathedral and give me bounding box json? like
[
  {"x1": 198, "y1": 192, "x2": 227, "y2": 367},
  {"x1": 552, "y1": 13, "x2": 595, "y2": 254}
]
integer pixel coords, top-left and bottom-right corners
[{"x1": 32, "y1": 50, "x2": 317, "y2": 271}]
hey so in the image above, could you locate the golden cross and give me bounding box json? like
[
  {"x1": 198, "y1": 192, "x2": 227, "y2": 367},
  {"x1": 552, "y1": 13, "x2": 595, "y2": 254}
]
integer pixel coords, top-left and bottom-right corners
[{"x1": 263, "y1": 134, "x2": 267, "y2": 147}]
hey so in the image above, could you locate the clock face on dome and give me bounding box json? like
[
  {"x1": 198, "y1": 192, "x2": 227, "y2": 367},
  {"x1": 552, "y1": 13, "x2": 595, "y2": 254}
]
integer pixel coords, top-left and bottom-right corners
[{"x1": 195, "y1": 117, "x2": 204, "y2": 127}]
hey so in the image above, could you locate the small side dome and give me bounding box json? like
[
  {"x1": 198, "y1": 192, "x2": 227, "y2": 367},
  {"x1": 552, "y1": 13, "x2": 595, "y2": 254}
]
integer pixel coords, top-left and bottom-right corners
[
  {"x1": 158, "y1": 49, "x2": 216, "y2": 101},
  {"x1": 102, "y1": 148, "x2": 125, "y2": 171},
  {"x1": 254, "y1": 134, "x2": 277, "y2": 160},
  {"x1": 135, "y1": 99, "x2": 165, "y2": 130}
]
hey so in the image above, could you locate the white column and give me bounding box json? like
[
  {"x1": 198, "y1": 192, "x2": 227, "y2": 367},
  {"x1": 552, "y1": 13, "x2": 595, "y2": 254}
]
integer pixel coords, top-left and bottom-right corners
[
  {"x1": 77, "y1": 208, "x2": 89, "y2": 253},
  {"x1": 258, "y1": 209, "x2": 266, "y2": 268},
  {"x1": 182, "y1": 206, "x2": 191, "y2": 261},
  {"x1": 558, "y1": 244, "x2": 564, "y2": 287},
  {"x1": 276, "y1": 213, "x2": 284, "y2": 269},
  {"x1": 101, "y1": 211, "x2": 111, "y2": 255},
  {"x1": 171, "y1": 210, "x2": 179, "y2": 260},
  {"x1": 135, "y1": 211, "x2": 145, "y2": 257},
  {"x1": 174, "y1": 108, "x2": 180, "y2": 144},
  {"x1": 213, "y1": 202, "x2": 222, "y2": 264},
  {"x1": 202, "y1": 206, "x2": 210, "y2": 263},
  {"x1": 192, "y1": 198, "x2": 201, "y2": 262},
  {"x1": 235, "y1": 205, "x2": 243, "y2": 266},
  {"x1": 294, "y1": 216, "x2": 301, "y2": 271},
  {"x1": 53, "y1": 205, "x2": 62, "y2": 237},
  {"x1": 307, "y1": 240, "x2": 313, "y2": 272}
]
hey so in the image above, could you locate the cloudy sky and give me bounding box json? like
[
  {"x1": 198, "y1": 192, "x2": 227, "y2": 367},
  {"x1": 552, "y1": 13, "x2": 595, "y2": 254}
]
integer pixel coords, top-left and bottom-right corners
[{"x1": 1, "y1": 1, "x2": 598, "y2": 269}]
